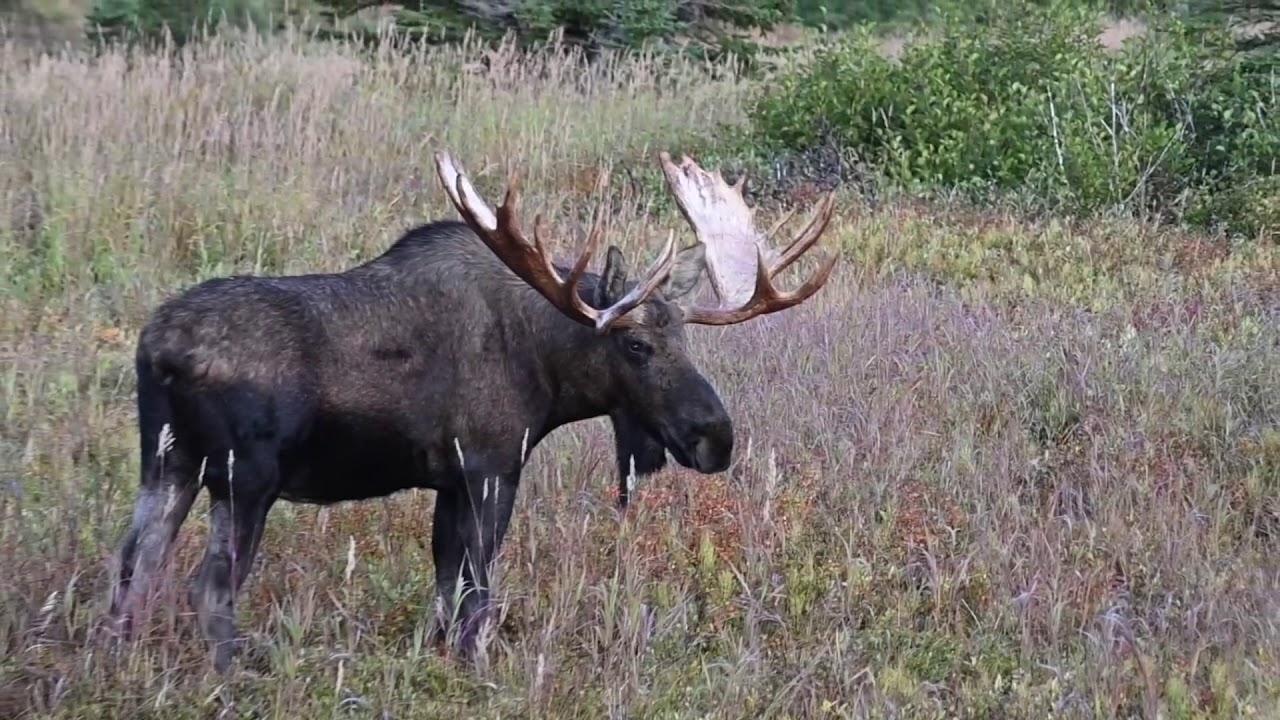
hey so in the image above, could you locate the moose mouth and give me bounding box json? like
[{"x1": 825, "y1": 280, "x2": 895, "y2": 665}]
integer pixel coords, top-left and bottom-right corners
[
  {"x1": 664, "y1": 435, "x2": 696, "y2": 469},
  {"x1": 660, "y1": 429, "x2": 731, "y2": 474}
]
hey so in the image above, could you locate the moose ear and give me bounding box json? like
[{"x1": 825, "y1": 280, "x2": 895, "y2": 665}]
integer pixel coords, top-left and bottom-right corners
[
  {"x1": 597, "y1": 245, "x2": 630, "y2": 307},
  {"x1": 662, "y1": 242, "x2": 707, "y2": 302}
]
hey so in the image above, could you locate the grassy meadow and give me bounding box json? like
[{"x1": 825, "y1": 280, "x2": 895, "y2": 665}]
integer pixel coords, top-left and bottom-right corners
[{"x1": 2, "y1": 23, "x2": 1279, "y2": 720}]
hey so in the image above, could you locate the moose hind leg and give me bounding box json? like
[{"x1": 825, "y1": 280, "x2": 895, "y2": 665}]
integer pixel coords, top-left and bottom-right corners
[
  {"x1": 432, "y1": 473, "x2": 518, "y2": 654},
  {"x1": 109, "y1": 451, "x2": 200, "y2": 637},
  {"x1": 189, "y1": 449, "x2": 277, "y2": 673}
]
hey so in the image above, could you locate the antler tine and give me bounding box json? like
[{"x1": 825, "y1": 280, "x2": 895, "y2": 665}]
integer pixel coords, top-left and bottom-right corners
[
  {"x1": 595, "y1": 230, "x2": 679, "y2": 331},
  {"x1": 435, "y1": 150, "x2": 496, "y2": 231},
  {"x1": 492, "y1": 167, "x2": 530, "y2": 246},
  {"x1": 535, "y1": 209, "x2": 601, "y2": 303},
  {"x1": 768, "y1": 192, "x2": 836, "y2": 277},
  {"x1": 764, "y1": 207, "x2": 799, "y2": 245},
  {"x1": 585, "y1": 199, "x2": 609, "y2": 251},
  {"x1": 562, "y1": 201, "x2": 609, "y2": 284},
  {"x1": 531, "y1": 213, "x2": 578, "y2": 285},
  {"x1": 574, "y1": 205, "x2": 609, "y2": 286},
  {"x1": 655, "y1": 149, "x2": 839, "y2": 327},
  {"x1": 684, "y1": 243, "x2": 837, "y2": 326},
  {"x1": 437, "y1": 151, "x2": 594, "y2": 326},
  {"x1": 434, "y1": 149, "x2": 667, "y2": 334}
]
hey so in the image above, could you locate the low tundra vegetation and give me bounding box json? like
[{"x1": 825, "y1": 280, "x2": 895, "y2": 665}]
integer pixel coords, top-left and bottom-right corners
[{"x1": 1, "y1": 14, "x2": 1278, "y2": 720}]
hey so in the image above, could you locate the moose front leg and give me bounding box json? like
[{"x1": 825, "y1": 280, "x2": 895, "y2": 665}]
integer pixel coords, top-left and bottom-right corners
[{"x1": 431, "y1": 470, "x2": 518, "y2": 656}]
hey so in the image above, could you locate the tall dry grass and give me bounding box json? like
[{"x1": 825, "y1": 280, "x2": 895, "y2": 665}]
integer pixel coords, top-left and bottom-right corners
[{"x1": 2, "y1": 26, "x2": 1279, "y2": 720}]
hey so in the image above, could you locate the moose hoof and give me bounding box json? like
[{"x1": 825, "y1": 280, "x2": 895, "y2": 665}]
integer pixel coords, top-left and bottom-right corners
[
  {"x1": 209, "y1": 635, "x2": 253, "y2": 674},
  {"x1": 432, "y1": 612, "x2": 492, "y2": 660},
  {"x1": 93, "y1": 613, "x2": 135, "y2": 657},
  {"x1": 107, "y1": 611, "x2": 134, "y2": 642},
  {"x1": 456, "y1": 612, "x2": 497, "y2": 659}
]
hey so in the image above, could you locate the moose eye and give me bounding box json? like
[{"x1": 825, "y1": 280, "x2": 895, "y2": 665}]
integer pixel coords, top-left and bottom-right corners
[{"x1": 625, "y1": 339, "x2": 650, "y2": 356}]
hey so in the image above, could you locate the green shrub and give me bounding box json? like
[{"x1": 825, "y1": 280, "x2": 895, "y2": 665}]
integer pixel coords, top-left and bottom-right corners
[
  {"x1": 793, "y1": 0, "x2": 938, "y2": 29},
  {"x1": 791, "y1": 0, "x2": 1176, "y2": 31},
  {"x1": 745, "y1": 0, "x2": 1278, "y2": 237}
]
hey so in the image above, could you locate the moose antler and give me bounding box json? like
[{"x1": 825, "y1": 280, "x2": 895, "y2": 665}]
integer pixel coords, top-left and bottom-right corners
[
  {"x1": 658, "y1": 151, "x2": 837, "y2": 326},
  {"x1": 434, "y1": 150, "x2": 679, "y2": 334}
]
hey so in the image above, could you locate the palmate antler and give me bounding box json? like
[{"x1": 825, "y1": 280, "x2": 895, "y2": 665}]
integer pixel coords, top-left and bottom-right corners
[
  {"x1": 434, "y1": 149, "x2": 837, "y2": 332},
  {"x1": 434, "y1": 150, "x2": 679, "y2": 334},
  {"x1": 658, "y1": 152, "x2": 838, "y2": 326}
]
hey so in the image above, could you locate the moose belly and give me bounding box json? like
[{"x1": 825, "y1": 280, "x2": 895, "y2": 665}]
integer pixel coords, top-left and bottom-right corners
[{"x1": 277, "y1": 416, "x2": 449, "y2": 504}]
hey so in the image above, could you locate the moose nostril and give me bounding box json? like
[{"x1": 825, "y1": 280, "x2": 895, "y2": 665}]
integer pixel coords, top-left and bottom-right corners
[
  {"x1": 693, "y1": 418, "x2": 733, "y2": 462},
  {"x1": 693, "y1": 434, "x2": 733, "y2": 473},
  {"x1": 702, "y1": 418, "x2": 733, "y2": 444}
]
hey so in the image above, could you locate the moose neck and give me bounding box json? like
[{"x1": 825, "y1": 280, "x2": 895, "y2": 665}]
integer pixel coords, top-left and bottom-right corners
[{"x1": 522, "y1": 288, "x2": 622, "y2": 440}]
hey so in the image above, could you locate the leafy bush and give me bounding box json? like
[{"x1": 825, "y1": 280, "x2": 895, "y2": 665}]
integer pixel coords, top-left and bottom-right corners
[
  {"x1": 793, "y1": 0, "x2": 940, "y2": 29},
  {"x1": 744, "y1": 0, "x2": 1278, "y2": 237},
  {"x1": 792, "y1": 0, "x2": 1179, "y2": 31}
]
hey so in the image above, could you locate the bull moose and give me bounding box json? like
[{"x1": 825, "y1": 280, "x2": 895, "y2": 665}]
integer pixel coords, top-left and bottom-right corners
[{"x1": 107, "y1": 149, "x2": 838, "y2": 671}]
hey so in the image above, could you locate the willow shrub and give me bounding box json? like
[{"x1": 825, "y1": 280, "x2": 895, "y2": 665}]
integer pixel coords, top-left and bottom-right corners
[{"x1": 746, "y1": 0, "x2": 1277, "y2": 238}]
